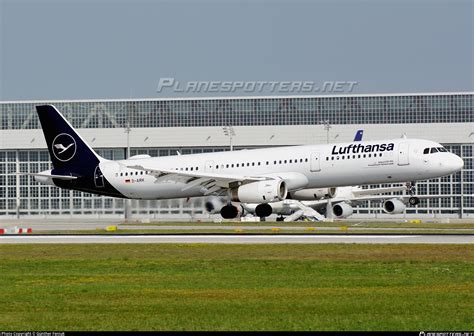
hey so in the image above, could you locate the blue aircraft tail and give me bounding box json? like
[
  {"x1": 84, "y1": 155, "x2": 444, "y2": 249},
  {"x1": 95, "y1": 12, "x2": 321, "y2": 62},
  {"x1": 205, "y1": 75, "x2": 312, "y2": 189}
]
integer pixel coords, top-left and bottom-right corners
[
  {"x1": 36, "y1": 105, "x2": 103, "y2": 174},
  {"x1": 354, "y1": 130, "x2": 364, "y2": 141}
]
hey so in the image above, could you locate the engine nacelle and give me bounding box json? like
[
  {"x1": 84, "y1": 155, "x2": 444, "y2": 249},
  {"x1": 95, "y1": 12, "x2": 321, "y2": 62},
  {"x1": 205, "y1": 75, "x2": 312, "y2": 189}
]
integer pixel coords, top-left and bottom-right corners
[
  {"x1": 231, "y1": 180, "x2": 287, "y2": 203},
  {"x1": 204, "y1": 196, "x2": 225, "y2": 214},
  {"x1": 332, "y1": 202, "x2": 353, "y2": 218},
  {"x1": 289, "y1": 187, "x2": 336, "y2": 200},
  {"x1": 255, "y1": 203, "x2": 273, "y2": 217},
  {"x1": 383, "y1": 199, "x2": 406, "y2": 214},
  {"x1": 220, "y1": 203, "x2": 243, "y2": 219}
]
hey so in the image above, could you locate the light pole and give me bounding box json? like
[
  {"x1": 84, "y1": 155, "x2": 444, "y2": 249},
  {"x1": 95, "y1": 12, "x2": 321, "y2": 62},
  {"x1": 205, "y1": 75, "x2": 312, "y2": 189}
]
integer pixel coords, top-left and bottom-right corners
[
  {"x1": 222, "y1": 125, "x2": 235, "y2": 151},
  {"x1": 320, "y1": 120, "x2": 331, "y2": 144},
  {"x1": 124, "y1": 110, "x2": 132, "y2": 222}
]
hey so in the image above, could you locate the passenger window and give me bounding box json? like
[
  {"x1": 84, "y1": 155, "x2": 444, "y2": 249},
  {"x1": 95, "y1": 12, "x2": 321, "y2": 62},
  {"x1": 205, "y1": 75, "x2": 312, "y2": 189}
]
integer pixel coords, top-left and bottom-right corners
[
  {"x1": 305, "y1": 158, "x2": 308, "y2": 162},
  {"x1": 423, "y1": 148, "x2": 429, "y2": 154},
  {"x1": 266, "y1": 161, "x2": 269, "y2": 165},
  {"x1": 284, "y1": 160, "x2": 287, "y2": 164},
  {"x1": 120, "y1": 173, "x2": 123, "y2": 177},
  {"x1": 289, "y1": 160, "x2": 292, "y2": 163}
]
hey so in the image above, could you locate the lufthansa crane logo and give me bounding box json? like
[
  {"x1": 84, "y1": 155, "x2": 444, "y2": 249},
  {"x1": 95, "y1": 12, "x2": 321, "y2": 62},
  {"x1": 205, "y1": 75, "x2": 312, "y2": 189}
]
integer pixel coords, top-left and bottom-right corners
[{"x1": 52, "y1": 133, "x2": 76, "y2": 162}]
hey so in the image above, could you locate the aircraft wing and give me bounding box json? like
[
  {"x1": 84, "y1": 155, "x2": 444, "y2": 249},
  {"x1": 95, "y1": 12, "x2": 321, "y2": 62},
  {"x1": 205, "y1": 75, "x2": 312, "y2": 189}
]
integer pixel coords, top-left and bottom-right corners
[{"x1": 126, "y1": 165, "x2": 274, "y2": 195}]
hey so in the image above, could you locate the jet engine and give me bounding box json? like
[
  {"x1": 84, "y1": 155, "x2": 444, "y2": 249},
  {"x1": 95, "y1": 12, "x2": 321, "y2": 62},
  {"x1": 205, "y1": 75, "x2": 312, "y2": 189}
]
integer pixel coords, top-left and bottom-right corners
[
  {"x1": 255, "y1": 203, "x2": 273, "y2": 217},
  {"x1": 220, "y1": 203, "x2": 243, "y2": 219},
  {"x1": 332, "y1": 202, "x2": 353, "y2": 218},
  {"x1": 289, "y1": 187, "x2": 336, "y2": 200},
  {"x1": 383, "y1": 199, "x2": 406, "y2": 214},
  {"x1": 230, "y1": 180, "x2": 287, "y2": 203}
]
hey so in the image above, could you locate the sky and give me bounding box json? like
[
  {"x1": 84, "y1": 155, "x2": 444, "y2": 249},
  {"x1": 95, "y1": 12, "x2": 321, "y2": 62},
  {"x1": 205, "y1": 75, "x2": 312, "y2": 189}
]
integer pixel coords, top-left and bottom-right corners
[{"x1": 0, "y1": 0, "x2": 473, "y2": 100}]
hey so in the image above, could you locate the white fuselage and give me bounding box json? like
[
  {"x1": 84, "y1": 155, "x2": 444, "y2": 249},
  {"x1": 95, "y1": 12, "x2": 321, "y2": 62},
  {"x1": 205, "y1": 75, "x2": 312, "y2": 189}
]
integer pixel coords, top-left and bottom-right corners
[{"x1": 98, "y1": 138, "x2": 463, "y2": 200}]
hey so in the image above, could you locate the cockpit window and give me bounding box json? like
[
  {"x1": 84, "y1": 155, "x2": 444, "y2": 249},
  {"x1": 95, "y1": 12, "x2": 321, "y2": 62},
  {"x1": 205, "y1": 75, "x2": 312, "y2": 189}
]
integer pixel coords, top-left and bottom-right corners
[
  {"x1": 438, "y1": 147, "x2": 448, "y2": 152},
  {"x1": 423, "y1": 148, "x2": 430, "y2": 154},
  {"x1": 430, "y1": 147, "x2": 438, "y2": 153}
]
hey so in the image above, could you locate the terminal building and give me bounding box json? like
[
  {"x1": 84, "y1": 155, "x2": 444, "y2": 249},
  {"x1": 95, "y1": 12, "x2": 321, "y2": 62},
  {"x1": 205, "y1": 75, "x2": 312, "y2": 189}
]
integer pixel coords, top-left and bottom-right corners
[{"x1": 0, "y1": 92, "x2": 473, "y2": 220}]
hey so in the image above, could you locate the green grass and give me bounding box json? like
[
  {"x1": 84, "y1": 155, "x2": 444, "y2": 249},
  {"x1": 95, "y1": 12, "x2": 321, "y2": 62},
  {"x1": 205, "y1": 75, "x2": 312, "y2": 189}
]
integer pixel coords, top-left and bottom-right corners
[
  {"x1": 40, "y1": 228, "x2": 474, "y2": 235},
  {"x1": 0, "y1": 244, "x2": 473, "y2": 331}
]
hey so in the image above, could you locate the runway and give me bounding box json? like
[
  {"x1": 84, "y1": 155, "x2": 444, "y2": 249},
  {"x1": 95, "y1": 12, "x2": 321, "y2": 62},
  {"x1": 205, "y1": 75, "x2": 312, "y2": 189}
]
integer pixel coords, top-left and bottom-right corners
[
  {"x1": 0, "y1": 234, "x2": 472, "y2": 244},
  {"x1": 2, "y1": 223, "x2": 474, "y2": 232}
]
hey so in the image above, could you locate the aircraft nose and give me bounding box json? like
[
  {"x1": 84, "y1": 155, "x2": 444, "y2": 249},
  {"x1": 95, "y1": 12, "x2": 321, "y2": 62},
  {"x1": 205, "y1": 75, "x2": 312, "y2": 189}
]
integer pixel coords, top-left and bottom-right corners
[
  {"x1": 454, "y1": 155, "x2": 464, "y2": 171},
  {"x1": 445, "y1": 154, "x2": 464, "y2": 173}
]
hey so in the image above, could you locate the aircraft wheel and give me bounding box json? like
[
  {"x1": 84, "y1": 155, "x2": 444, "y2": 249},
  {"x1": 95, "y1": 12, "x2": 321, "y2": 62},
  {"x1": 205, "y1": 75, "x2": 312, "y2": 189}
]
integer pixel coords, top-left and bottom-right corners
[
  {"x1": 276, "y1": 216, "x2": 285, "y2": 222},
  {"x1": 409, "y1": 196, "x2": 420, "y2": 206},
  {"x1": 255, "y1": 203, "x2": 272, "y2": 218}
]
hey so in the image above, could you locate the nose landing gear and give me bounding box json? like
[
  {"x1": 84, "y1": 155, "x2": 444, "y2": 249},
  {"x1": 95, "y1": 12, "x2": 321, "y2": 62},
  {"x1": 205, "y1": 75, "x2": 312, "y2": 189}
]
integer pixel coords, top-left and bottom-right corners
[
  {"x1": 406, "y1": 181, "x2": 417, "y2": 195},
  {"x1": 406, "y1": 181, "x2": 419, "y2": 205},
  {"x1": 408, "y1": 196, "x2": 420, "y2": 206}
]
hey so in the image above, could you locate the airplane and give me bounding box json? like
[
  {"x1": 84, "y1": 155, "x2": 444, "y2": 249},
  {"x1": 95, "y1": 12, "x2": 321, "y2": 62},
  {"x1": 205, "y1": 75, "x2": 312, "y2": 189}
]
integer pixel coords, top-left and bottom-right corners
[
  {"x1": 229, "y1": 184, "x2": 438, "y2": 221},
  {"x1": 26, "y1": 105, "x2": 464, "y2": 220}
]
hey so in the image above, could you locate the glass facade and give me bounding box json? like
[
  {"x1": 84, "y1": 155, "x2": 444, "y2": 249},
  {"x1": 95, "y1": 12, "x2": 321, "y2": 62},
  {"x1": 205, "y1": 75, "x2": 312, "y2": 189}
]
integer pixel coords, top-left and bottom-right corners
[
  {"x1": 1, "y1": 93, "x2": 473, "y2": 130},
  {"x1": 0, "y1": 93, "x2": 473, "y2": 218},
  {"x1": 0, "y1": 145, "x2": 472, "y2": 217}
]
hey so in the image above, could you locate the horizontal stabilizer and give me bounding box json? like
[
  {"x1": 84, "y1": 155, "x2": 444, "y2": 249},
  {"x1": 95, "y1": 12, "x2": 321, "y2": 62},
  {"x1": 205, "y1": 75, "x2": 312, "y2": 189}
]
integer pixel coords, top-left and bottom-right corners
[{"x1": 16, "y1": 172, "x2": 78, "y2": 180}]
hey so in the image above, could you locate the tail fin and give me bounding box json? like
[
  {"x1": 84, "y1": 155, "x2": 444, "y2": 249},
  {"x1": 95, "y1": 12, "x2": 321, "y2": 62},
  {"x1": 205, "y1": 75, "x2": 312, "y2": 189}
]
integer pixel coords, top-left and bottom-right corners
[
  {"x1": 36, "y1": 105, "x2": 103, "y2": 173},
  {"x1": 354, "y1": 130, "x2": 364, "y2": 141}
]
